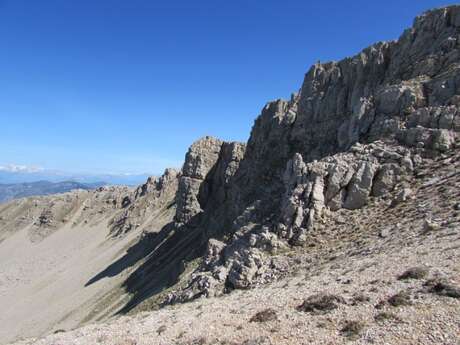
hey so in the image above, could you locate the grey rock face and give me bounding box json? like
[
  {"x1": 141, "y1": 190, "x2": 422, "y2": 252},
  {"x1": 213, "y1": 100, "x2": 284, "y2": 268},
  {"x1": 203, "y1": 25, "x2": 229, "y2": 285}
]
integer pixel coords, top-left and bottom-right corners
[
  {"x1": 273, "y1": 6, "x2": 459, "y2": 165},
  {"x1": 174, "y1": 137, "x2": 246, "y2": 228},
  {"x1": 175, "y1": 136, "x2": 224, "y2": 225},
  {"x1": 391, "y1": 186, "x2": 413, "y2": 206},
  {"x1": 182, "y1": 137, "x2": 224, "y2": 180},
  {"x1": 134, "y1": 168, "x2": 179, "y2": 199},
  {"x1": 199, "y1": 141, "x2": 246, "y2": 225},
  {"x1": 277, "y1": 141, "x2": 415, "y2": 243},
  {"x1": 161, "y1": 6, "x2": 460, "y2": 304},
  {"x1": 372, "y1": 163, "x2": 402, "y2": 197},
  {"x1": 343, "y1": 161, "x2": 379, "y2": 210},
  {"x1": 203, "y1": 238, "x2": 226, "y2": 269}
]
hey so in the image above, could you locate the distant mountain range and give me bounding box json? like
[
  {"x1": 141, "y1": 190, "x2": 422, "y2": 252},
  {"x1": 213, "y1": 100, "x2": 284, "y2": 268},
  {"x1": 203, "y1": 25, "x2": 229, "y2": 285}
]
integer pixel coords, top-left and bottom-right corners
[
  {"x1": 0, "y1": 180, "x2": 106, "y2": 203},
  {"x1": 0, "y1": 166, "x2": 151, "y2": 186},
  {"x1": 0, "y1": 165, "x2": 152, "y2": 203}
]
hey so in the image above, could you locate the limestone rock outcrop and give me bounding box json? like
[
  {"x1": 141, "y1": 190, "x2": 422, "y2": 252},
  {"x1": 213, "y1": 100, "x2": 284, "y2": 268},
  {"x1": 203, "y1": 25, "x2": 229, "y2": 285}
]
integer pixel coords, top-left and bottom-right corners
[
  {"x1": 277, "y1": 142, "x2": 415, "y2": 244},
  {"x1": 174, "y1": 136, "x2": 246, "y2": 231},
  {"x1": 163, "y1": 6, "x2": 460, "y2": 303},
  {"x1": 175, "y1": 136, "x2": 224, "y2": 225}
]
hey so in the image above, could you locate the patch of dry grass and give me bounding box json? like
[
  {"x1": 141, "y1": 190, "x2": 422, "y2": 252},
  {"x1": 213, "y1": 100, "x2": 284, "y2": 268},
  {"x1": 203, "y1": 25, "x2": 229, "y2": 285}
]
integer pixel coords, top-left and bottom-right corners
[
  {"x1": 297, "y1": 293, "x2": 346, "y2": 313},
  {"x1": 397, "y1": 266, "x2": 429, "y2": 280},
  {"x1": 425, "y1": 278, "x2": 460, "y2": 299},
  {"x1": 249, "y1": 309, "x2": 278, "y2": 323},
  {"x1": 374, "y1": 311, "x2": 400, "y2": 323},
  {"x1": 387, "y1": 291, "x2": 412, "y2": 307},
  {"x1": 340, "y1": 320, "x2": 365, "y2": 339}
]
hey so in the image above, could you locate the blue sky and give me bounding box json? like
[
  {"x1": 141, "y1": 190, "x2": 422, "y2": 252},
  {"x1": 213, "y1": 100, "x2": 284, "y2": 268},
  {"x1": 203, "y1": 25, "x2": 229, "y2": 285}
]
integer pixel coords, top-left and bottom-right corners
[{"x1": 0, "y1": 0, "x2": 457, "y2": 175}]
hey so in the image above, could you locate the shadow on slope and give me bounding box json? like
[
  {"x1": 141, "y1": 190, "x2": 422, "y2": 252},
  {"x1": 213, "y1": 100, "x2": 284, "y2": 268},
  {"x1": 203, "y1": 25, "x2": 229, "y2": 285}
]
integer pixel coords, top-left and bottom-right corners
[
  {"x1": 85, "y1": 213, "x2": 208, "y2": 315},
  {"x1": 84, "y1": 227, "x2": 173, "y2": 287},
  {"x1": 116, "y1": 218, "x2": 206, "y2": 314}
]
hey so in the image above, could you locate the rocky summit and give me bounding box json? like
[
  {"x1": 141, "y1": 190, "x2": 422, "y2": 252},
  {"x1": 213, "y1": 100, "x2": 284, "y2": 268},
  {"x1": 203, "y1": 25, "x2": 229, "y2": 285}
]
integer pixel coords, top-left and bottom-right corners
[{"x1": 1, "y1": 5, "x2": 460, "y2": 345}]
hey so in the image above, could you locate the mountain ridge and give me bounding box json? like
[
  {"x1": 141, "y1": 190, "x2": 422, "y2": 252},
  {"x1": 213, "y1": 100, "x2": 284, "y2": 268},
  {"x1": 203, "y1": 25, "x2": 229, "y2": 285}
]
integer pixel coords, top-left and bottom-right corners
[{"x1": 1, "y1": 5, "x2": 459, "y2": 344}]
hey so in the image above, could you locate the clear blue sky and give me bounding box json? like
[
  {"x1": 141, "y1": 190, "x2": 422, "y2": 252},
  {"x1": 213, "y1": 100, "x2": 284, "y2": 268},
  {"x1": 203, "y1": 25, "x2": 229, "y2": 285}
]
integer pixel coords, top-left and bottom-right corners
[{"x1": 0, "y1": 0, "x2": 457, "y2": 174}]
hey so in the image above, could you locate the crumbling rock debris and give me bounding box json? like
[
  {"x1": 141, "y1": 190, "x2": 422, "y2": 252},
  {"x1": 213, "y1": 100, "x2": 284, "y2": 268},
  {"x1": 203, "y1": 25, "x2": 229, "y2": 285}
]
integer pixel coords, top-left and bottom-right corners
[
  {"x1": 36, "y1": 209, "x2": 54, "y2": 226},
  {"x1": 379, "y1": 226, "x2": 391, "y2": 238},
  {"x1": 423, "y1": 218, "x2": 441, "y2": 233},
  {"x1": 391, "y1": 186, "x2": 413, "y2": 206}
]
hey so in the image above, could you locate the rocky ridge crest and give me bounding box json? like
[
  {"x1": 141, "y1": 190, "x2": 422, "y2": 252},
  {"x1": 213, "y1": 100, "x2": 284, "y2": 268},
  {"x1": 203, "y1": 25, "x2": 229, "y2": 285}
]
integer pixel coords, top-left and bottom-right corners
[{"x1": 161, "y1": 5, "x2": 460, "y2": 304}]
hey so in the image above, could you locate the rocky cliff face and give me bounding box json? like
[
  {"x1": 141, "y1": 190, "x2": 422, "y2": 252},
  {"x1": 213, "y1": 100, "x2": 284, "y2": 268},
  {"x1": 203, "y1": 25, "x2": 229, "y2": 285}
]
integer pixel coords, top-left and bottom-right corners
[
  {"x1": 161, "y1": 5, "x2": 460, "y2": 304},
  {"x1": 175, "y1": 136, "x2": 225, "y2": 225}
]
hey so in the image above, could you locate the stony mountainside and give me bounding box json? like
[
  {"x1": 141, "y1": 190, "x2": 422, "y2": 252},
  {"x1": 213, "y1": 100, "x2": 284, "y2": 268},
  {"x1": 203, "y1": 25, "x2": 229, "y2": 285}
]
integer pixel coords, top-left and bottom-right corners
[
  {"x1": 0, "y1": 170, "x2": 179, "y2": 243},
  {"x1": 13, "y1": 146, "x2": 460, "y2": 345},
  {"x1": 146, "y1": 5, "x2": 460, "y2": 306},
  {"x1": 1, "y1": 5, "x2": 460, "y2": 345}
]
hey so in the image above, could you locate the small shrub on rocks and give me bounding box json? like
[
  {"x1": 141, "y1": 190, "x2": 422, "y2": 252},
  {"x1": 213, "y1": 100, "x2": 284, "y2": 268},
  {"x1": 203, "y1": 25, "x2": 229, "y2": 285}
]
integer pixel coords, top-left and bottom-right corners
[
  {"x1": 297, "y1": 293, "x2": 346, "y2": 313},
  {"x1": 351, "y1": 292, "x2": 370, "y2": 305},
  {"x1": 340, "y1": 320, "x2": 365, "y2": 339},
  {"x1": 374, "y1": 300, "x2": 386, "y2": 309},
  {"x1": 188, "y1": 337, "x2": 208, "y2": 345},
  {"x1": 241, "y1": 336, "x2": 271, "y2": 345},
  {"x1": 120, "y1": 339, "x2": 137, "y2": 345},
  {"x1": 398, "y1": 266, "x2": 429, "y2": 280},
  {"x1": 388, "y1": 291, "x2": 412, "y2": 307},
  {"x1": 374, "y1": 311, "x2": 400, "y2": 323},
  {"x1": 249, "y1": 308, "x2": 278, "y2": 322},
  {"x1": 425, "y1": 278, "x2": 460, "y2": 299}
]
